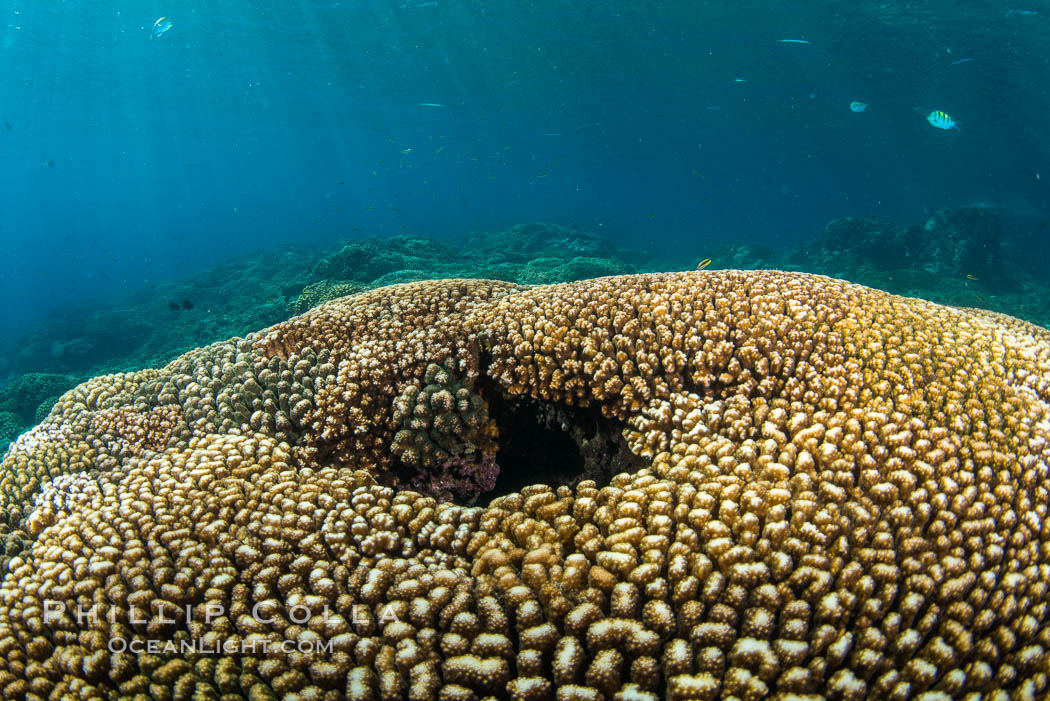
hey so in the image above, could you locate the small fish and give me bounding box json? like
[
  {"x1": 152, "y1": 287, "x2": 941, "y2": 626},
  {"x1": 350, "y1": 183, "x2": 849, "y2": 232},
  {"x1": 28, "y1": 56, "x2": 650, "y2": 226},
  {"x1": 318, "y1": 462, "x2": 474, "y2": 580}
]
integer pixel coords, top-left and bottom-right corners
[
  {"x1": 927, "y1": 110, "x2": 961, "y2": 130},
  {"x1": 418, "y1": 102, "x2": 444, "y2": 107},
  {"x1": 951, "y1": 58, "x2": 975, "y2": 65},
  {"x1": 43, "y1": 159, "x2": 55, "y2": 168},
  {"x1": 849, "y1": 101, "x2": 868, "y2": 113},
  {"x1": 434, "y1": 146, "x2": 444, "y2": 154},
  {"x1": 181, "y1": 299, "x2": 194, "y2": 310},
  {"x1": 168, "y1": 301, "x2": 180, "y2": 311},
  {"x1": 734, "y1": 78, "x2": 747, "y2": 83},
  {"x1": 535, "y1": 172, "x2": 549, "y2": 178},
  {"x1": 966, "y1": 274, "x2": 979, "y2": 281},
  {"x1": 697, "y1": 258, "x2": 712, "y2": 270},
  {"x1": 150, "y1": 16, "x2": 173, "y2": 39},
  {"x1": 777, "y1": 38, "x2": 811, "y2": 44},
  {"x1": 401, "y1": 148, "x2": 412, "y2": 154}
]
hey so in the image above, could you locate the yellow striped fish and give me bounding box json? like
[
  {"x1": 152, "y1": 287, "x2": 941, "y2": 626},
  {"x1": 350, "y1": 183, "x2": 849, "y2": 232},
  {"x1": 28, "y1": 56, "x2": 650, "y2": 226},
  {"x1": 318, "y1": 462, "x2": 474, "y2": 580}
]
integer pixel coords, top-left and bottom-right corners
[{"x1": 926, "y1": 110, "x2": 961, "y2": 131}]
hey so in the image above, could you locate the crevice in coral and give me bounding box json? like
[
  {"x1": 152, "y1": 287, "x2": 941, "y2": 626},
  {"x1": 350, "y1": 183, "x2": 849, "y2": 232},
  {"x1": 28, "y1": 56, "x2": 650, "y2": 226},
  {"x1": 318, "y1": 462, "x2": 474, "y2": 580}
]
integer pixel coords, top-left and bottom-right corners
[
  {"x1": 388, "y1": 349, "x2": 650, "y2": 505},
  {"x1": 480, "y1": 379, "x2": 647, "y2": 500}
]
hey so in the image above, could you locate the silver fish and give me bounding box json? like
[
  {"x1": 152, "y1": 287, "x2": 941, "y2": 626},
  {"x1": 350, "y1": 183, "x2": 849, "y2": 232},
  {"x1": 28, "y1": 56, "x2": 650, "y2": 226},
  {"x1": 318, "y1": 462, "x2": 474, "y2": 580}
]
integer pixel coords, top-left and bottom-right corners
[{"x1": 150, "y1": 16, "x2": 173, "y2": 39}]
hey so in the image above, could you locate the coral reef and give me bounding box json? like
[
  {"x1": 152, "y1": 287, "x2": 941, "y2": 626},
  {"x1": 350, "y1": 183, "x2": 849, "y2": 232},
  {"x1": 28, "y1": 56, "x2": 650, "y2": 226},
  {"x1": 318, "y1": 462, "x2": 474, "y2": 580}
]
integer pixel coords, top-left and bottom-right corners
[
  {"x1": 299, "y1": 225, "x2": 642, "y2": 314},
  {"x1": 0, "y1": 243, "x2": 318, "y2": 379},
  {"x1": 407, "y1": 453, "x2": 501, "y2": 505},
  {"x1": 0, "y1": 224, "x2": 652, "y2": 387},
  {"x1": 0, "y1": 372, "x2": 80, "y2": 454},
  {"x1": 390, "y1": 363, "x2": 499, "y2": 502},
  {"x1": 0, "y1": 373, "x2": 79, "y2": 425},
  {"x1": 308, "y1": 236, "x2": 461, "y2": 284},
  {"x1": 461, "y1": 222, "x2": 623, "y2": 262},
  {"x1": 287, "y1": 280, "x2": 365, "y2": 317},
  {"x1": 0, "y1": 413, "x2": 18, "y2": 451},
  {"x1": 699, "y1": 206, "x2": 1050, "y2": 332},
  {"x1": 516, "y1": 257, "x2": 634, "y2": 285},
  {"x1": 0, "y1": 270, "x2": 1048, "y2": 699},
  {"x1": 308, "y1": 224, "x2": 631, "y2": 290},
  {"x1": 7, "y1": 209, "x2": 1049, "y2": 418},
  {"x1": 785, "y1": 206, "x2": 1021, "y2": 298}
]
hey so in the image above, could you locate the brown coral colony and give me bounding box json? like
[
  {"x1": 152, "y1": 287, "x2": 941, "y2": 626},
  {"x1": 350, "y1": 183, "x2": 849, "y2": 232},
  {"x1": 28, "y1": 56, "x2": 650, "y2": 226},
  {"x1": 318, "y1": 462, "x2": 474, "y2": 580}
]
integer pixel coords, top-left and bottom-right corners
[{"x1": 0, "y1": 270, "x2": 1048, "y2": 700}]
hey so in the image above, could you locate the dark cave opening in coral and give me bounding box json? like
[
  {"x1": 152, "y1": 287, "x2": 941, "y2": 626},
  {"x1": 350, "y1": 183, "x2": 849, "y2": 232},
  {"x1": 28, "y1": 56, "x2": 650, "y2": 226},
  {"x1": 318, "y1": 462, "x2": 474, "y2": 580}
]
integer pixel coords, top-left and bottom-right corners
[{"x1": 481, "y1": 381, "x2": 648, "y2": 500}]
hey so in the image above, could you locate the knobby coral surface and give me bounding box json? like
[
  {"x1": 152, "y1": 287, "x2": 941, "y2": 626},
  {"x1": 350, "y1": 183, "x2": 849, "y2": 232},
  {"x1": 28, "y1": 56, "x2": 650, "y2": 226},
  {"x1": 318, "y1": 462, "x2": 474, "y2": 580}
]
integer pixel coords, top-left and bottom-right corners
[{"x1": 0, "y1": 271, "x2": 1048, "y2": 700}]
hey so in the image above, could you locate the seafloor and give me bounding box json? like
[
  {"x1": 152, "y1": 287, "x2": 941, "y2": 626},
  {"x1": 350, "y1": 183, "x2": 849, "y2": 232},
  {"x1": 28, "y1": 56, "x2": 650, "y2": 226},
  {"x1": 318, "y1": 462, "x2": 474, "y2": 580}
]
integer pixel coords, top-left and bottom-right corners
[{"x1": 0, "y1": 213, "x2": 1048, "y2": 698}]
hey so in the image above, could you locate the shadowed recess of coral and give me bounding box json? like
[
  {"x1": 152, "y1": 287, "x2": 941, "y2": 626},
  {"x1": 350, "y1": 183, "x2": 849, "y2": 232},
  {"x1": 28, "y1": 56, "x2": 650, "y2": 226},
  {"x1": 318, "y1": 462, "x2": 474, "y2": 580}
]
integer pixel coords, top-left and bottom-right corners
[
  {"x1": 383, "y1": 360, "x2": 648, "y2": 505},
  {"x1": 483, "y1": 389, "x2": 647, "y2": 500}
]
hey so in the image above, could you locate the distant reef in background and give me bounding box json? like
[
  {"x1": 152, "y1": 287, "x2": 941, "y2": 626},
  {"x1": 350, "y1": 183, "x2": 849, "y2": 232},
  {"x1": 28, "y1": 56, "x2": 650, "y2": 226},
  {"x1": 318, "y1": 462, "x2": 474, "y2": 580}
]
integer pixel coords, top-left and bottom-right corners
[
  {"x1": 2, "y1": 209, "x2": 1048, "y2": 451},
  {"x1": 727, "y1": 206, "x2": 1050, "y2": 321}
]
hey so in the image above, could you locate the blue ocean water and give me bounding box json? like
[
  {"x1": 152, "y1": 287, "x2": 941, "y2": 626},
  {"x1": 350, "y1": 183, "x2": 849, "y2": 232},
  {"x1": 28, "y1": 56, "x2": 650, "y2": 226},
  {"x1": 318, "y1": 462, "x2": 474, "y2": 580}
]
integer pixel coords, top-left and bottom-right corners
[{"x1": 1, "y1": 0, "x2": 1047, "y2": 337}]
